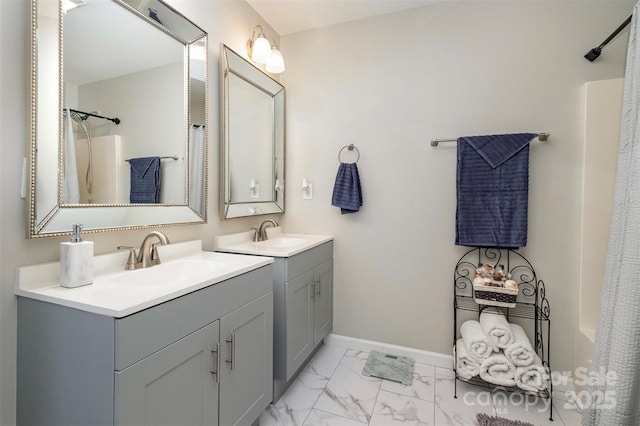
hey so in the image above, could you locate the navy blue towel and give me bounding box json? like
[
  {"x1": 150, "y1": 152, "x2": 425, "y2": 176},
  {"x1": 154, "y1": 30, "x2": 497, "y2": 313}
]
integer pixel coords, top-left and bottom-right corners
[
  {"x1": 332, "y1": 162, "x2": 363, "y2": 214},
  {"x1": 129, "y1": 157, "x2": 161, "y2": 203},
  {"x1": 456, "y1": 133, "x2": 537, "y2": 248}
]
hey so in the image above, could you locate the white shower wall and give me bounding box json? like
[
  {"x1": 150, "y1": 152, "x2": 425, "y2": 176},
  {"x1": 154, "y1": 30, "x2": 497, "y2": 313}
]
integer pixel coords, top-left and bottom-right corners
[
  {"x1": 75, "y1": 135, "x2": 125, "y2": 204},
  {"x1": 575, "y1": 78, "x2": 623, "y2": 390}
]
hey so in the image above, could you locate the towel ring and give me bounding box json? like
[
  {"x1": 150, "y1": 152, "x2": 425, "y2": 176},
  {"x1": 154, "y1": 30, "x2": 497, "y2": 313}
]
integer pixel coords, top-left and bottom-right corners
[{"x1": 338, "y1": 144, "x2": 360, "y2": 164}]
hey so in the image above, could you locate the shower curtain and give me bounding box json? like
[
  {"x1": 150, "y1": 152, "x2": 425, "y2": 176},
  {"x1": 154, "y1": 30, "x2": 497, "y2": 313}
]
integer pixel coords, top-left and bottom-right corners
[
  {"x1": 189, "y1": 124, "x2": 205, "y2": 215},
  {"x1": 583, "y1": 4, "x2": 640, "y2": 425},
  {"x1": 62, "y1": 108, "x2": 80, "y2": 203}
]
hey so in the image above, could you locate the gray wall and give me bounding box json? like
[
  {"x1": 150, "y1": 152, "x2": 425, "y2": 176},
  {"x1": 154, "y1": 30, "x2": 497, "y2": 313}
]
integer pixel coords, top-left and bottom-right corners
[{"x1": 0, "y1": 0, "x2": 633, "y2": 424}]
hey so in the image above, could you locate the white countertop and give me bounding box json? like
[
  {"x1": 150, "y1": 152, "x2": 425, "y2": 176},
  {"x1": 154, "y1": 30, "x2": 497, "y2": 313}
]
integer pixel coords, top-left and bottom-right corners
[
  {"x1": 15, "y1": 240, "x2": 273, "y2": 318},
  {"x1": 213, "y1": 228, "x2": 333, "y2": 257}
]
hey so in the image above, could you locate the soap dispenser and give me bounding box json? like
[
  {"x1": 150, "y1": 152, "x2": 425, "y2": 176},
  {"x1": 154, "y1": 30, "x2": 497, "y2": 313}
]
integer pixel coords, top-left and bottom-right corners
[{"x1": 60, "y1": 224, "x2": 94, "y2": 288}]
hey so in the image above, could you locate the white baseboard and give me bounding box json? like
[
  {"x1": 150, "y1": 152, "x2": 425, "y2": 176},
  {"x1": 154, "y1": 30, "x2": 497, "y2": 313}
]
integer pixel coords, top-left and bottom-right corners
[{"x1": 324, "y1": 333, "x2": 454, "y2": 369}]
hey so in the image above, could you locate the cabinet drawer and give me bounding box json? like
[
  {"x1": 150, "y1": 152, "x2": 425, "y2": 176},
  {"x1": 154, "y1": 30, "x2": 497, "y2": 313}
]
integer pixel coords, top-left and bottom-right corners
[
  {"x1": 115, "y1": 265, "x2": 271, "y2": 370},
  {"x1": 284, "y1": 241, "x2": 333, "y2": 281}
]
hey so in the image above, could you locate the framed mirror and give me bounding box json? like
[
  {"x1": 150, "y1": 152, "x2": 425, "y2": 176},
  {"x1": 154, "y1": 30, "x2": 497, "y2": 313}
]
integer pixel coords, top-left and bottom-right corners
[
  {"x1": 28, "y1": 0, "x2": 208, "y2": 238},
  {"x1": 220, "y1": 44, "x2": 285, "y2": 219}
]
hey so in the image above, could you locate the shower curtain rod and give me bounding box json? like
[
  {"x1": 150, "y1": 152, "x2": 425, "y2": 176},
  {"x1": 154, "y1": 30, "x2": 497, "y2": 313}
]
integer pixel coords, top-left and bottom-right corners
[
  {"x1": 584, "y1": 15, "x2": 632, "y2": 62},
  {"x1": 430, "y1": 132, "x2": 549, "y2": 147},
  {"x1": 67, "y1": 108, "x2": 121, "y2": 125}
]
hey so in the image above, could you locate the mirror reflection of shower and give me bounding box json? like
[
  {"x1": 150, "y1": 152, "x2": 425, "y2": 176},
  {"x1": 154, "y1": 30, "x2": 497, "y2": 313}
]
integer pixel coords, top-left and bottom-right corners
[
  {"x1": 70, "y1": 110, "x2": 94, "y2": 199},
  {"x1": 64, "y1": 108, "x2": 121, "y2": 204}
]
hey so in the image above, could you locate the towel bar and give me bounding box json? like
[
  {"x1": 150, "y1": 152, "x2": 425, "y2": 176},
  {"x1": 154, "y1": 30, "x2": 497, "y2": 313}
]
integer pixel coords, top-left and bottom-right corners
[
  {"x1": 338, "y1": 144, "x2": 360, "y2": 163},
  {"x1": 431, "y1": 132, "x2": 550, "y2": 147},
  {"x1": 125, "y1": 155, "x2": 178, "y2": 163}
]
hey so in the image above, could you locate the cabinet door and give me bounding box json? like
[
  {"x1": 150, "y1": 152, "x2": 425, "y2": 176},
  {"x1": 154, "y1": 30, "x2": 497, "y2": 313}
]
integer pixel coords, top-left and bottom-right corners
[
  {"x1": 115, "y1": 321, "x2": 219, "y2": 426},
  {"x1": 313, "y1": 259, "x2": 333, "y2": 347},
  {"x1": 219, "y1": 292, "x2": 273, "y2": 426},
  {"x1": 285, "y1": 269, "x2": 314, "y2": 380}
]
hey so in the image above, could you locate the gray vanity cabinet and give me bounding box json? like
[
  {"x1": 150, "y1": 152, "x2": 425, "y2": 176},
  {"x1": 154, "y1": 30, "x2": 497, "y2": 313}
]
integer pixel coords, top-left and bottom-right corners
[
  {"x1": 312, "y1": 259, "x2": 333, "y2": 347},
  {"x1": 116, "y1": 293, "x2": 273, "y2": 426},
  {"x1": 285, "y1": 270, "x2": 314, "y2": 374},
  {"x1": 219, "y1": 293, "x2": 273, "y2": 426},
  {"x1": 17, "y1": 265, "x2": 273, "y2": 426},
  {"x1": 273, "y1": 242, "x2": 333, "y2": 401},
  {"x1": 115, "y1": 320, "x2": 220, "y2": 426}
]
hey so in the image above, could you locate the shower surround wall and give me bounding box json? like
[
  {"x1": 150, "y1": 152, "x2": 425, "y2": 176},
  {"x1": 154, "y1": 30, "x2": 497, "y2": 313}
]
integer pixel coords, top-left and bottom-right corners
[
  {"x1": 0, "y1": 1, "x2": 633, "y2": 424},
  {"x1": 576, "y1": 78, "x2": 623, "y2": 391},
  {"x1": 75, "y1": 135, "x2": 124, "y2": 204}
]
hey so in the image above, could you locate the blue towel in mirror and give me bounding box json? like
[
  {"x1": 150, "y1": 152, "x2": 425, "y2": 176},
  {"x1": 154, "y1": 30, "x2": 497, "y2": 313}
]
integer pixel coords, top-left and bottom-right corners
[
  {"x1": 129, "y1": 157, "x2": 161, "y2": 203},
  {"x1": 332, "y1": 162, "x2": 363, "y2": 214},
  {"x1": 456, "y1": 133, "x2": 537, "y2": 248}
]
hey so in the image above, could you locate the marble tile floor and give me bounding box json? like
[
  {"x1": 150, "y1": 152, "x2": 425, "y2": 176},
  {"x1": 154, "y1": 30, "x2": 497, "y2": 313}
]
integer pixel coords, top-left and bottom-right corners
[{"x1": 259, "y1": 343, "x2": 584, "y2": 426}]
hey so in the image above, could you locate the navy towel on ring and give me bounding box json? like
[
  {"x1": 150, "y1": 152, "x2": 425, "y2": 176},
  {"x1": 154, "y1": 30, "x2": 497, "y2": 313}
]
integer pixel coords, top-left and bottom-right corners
[
  {"x1": 129, "y1": 156, "x2": 161, "y2": 203},
  {"x1": 455, "y1": 133, "x2": 537, "y2": 248},
  {"x1": 332, "y1": 162, "x2": 363, "y2": 214}
]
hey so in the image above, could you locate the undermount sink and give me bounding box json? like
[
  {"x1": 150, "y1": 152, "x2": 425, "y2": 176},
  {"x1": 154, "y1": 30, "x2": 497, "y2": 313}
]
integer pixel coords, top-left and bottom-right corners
[
  {"x1": 214, "y1": 227, "x2": 333, "y2": 258},
  {"x1": 108, "y1": 259, "x2": 225, "y2": 286}
]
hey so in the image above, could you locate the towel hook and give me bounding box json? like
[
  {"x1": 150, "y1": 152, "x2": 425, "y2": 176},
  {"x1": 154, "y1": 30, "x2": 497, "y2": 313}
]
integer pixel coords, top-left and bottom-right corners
[{"x1": 338, "y1": 144, "x2": 360, "y2": 164}]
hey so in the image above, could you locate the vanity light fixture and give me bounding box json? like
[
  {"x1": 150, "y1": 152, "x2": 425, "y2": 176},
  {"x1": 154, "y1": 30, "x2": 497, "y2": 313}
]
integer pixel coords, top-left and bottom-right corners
[
  {"x1": 247, "y1": 25, "x2": 286, "y2": 73},
  {"x1": 266, "y1": 46, "x2": 285, "y2": 73}
]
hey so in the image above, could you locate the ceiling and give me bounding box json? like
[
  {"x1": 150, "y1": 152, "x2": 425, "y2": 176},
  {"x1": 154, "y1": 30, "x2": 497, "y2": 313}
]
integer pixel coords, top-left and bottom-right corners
[{"x1": 246, "y1": 0, "x2": 437, "y2": 36}]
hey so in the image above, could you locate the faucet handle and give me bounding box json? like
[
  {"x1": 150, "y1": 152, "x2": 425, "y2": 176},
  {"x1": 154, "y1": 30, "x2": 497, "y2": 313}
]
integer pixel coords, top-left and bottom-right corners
[
  {"x1": 150, "y1": 243, "x2": 162, "y2": 266},
  {"x1": 117, "y1": 246, "x2": 140, "y2": 270},
  {"x1": 250, "y1": 227, "x2": 259, "y2": 242}
]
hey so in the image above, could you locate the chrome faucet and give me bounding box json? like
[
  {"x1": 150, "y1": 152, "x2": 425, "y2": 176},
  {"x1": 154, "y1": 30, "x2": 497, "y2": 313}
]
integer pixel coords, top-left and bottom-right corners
[
  {"x1": 256, "y1": 219, "x2": 278, "y2": 242},
  {"x1": 117, "y1": 231, "x2": 170, "y2": 270}
]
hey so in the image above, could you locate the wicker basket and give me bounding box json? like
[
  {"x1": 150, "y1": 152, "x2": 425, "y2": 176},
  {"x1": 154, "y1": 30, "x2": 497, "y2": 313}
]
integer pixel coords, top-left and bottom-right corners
[{"x1": 473, "y1": 282, "x2": 518, "y2": 308}]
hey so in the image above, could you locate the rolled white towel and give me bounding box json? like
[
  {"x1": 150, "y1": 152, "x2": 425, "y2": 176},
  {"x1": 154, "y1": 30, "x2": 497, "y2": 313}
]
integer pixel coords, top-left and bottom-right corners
[
  {"x1": 515, "y1": 355, "x2": 549, "y2": 392},
  {"x1": 504, "y1": 323, "x2": 536, "y2": 367},
  {"x1": 460, "y1": 320, "x2": 494, "y2": 362},
  {"x1": 480, "y1": 307, "x2": 514, "y2": 350},
  {"x1": 480, "y1": 352, "x2": 516, "y2": 387},
  {"x1": 455, "y1": 339, "x2": 480, "y2": 379}
]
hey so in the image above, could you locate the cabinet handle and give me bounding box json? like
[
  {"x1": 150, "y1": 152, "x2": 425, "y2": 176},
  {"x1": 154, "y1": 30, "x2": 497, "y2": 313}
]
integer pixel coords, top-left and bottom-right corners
[
  {"x1": 225, "y1": 333, "x2": 236, "y2": 371},
  {"x1": 310, "y1": 282, "x2": 316, "y2": 299},
  {"x1": 316, "y1": 279, "x2": 321, "y2": 297},
  {"x1": 210, "y1": 342, "x2": 221, "y2": 383}
]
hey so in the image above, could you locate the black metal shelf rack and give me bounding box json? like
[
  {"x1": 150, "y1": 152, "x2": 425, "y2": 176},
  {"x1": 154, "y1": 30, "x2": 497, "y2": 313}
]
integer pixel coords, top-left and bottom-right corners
[{"x1": 453, "y1": 247, "x2": 553, "y2": 420}]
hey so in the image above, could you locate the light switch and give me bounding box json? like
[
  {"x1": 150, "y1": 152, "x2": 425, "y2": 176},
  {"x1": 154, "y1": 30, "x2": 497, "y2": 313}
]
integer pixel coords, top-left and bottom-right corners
[{"x1": 302, "y1": 179, "x2": 312, "y2": 200}]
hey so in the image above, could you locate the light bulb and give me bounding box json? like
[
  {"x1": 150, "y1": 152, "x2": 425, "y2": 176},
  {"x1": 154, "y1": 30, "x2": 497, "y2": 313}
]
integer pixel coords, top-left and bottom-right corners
[
  {"x1": 266, "y1": 47, "x2": 285, "y2": 73},
  {"x1": 251, "y1": 35, "x2": 272, "y2": 64}
]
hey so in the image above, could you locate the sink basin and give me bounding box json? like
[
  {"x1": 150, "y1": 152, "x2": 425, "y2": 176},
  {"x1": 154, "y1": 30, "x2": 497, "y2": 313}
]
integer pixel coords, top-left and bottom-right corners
[
  {"x1": 15, "y1": 240, "x2": 275, "y2": 318},
  {"x1": 108, "y1": 259, "x2": 225, "y2": 286},
  {"x1": 214, "y1": 227, "x2": 333, "y2": 257}
]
